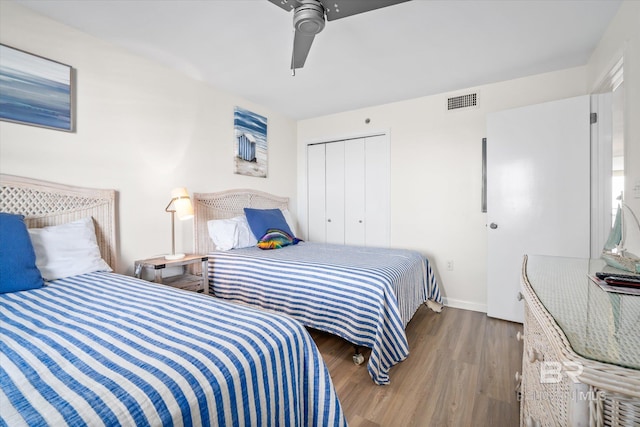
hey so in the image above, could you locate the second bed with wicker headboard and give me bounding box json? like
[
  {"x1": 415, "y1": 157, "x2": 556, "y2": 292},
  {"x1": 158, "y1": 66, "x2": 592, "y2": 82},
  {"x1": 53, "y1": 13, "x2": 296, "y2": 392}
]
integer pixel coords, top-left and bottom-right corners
[
  {"x1": 194, "y1": 188, "x2": 289, "y2": 255},
  {"x1": 193, "y1": 188, "x2": 443, "y2": 385}
]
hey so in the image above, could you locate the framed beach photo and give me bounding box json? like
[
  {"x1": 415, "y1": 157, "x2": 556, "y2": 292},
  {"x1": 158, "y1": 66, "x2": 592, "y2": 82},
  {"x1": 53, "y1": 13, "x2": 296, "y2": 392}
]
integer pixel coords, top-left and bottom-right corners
[
  {"x1": 0, "y1": 44, "x2": 74, "y2": 132},
  {"x1": 234, "y1": 106, "x2": 267, "y2": 178}
]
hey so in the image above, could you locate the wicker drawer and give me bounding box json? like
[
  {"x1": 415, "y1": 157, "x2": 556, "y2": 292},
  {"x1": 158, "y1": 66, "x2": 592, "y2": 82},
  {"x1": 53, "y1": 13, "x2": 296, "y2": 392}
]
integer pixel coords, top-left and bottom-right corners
[
  {"x1": 521, "y1": 304, "x2": 593, "y2": 426},
  {"x1": 522, "y1": 304, "x2": 564, "y2": 426},
  {"x1": 521, "y1": 396, "x2": 556, "y2": 427}
]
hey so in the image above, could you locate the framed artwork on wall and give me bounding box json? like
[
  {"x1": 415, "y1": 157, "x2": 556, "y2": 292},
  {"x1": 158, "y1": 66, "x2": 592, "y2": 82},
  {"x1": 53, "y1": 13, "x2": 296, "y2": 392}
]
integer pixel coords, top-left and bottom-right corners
[
  {"x1": 234, "y1": 106, "x2": 267, "y2": 178},
  {"x1": 0, "y1": 44, "x2": 74, "y2": 132}
]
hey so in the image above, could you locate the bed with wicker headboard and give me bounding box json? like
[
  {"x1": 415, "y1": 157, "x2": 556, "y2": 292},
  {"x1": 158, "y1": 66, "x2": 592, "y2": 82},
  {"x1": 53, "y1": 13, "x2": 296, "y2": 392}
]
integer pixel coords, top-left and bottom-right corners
[
  {"x1": 0, "y1": 176, "x2": 346, "y2": 426},
  {"x1": 194, "y1": 188, "x2": 289, "y2": 254},
  {"x1": 193, "y1": 188, "x2": 443, "y2": 385},
  {"x1": 0, "y1": 174, "x2": 117, "y2": 270}
]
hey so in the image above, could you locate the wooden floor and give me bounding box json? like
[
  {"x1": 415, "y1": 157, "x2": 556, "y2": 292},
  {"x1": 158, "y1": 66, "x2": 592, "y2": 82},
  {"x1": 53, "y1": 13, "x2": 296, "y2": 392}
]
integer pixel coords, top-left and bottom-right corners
[{"x1": 309, "y1": 306, "x2": 523, "y2": 427}]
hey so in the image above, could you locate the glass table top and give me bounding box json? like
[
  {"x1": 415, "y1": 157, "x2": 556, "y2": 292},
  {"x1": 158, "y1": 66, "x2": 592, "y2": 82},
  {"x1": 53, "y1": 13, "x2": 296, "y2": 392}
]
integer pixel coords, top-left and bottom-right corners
[{"x1": 524, "y1": 255, "x2": 640, "y2": 370}]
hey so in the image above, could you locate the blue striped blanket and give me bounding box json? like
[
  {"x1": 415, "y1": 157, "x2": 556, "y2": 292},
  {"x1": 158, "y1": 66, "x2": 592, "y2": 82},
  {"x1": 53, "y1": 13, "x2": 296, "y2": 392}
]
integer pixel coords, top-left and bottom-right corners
[
  {"x1": 0, "y1": 272, "x2": 347, "y2": 427},
  {"x1": 208, "y1": 242, "x2": 442, "y2": 385}
]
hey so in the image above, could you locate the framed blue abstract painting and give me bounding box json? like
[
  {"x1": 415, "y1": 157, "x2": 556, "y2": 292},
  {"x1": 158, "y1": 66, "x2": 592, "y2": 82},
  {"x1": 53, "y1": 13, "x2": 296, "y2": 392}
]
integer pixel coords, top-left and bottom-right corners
[
  {"x1": 234, "y1": 106, "x2": 267, "y2": 177},
  {"x1": 0, "y1": 44, "x2": 74, "y2": 132}
]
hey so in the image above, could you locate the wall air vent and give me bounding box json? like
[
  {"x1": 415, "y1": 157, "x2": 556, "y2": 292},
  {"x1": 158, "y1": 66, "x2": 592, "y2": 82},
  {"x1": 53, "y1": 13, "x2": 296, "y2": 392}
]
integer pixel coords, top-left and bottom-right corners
[{"x1": 447, "y1": 93, "x2": 478, "y2": 110}]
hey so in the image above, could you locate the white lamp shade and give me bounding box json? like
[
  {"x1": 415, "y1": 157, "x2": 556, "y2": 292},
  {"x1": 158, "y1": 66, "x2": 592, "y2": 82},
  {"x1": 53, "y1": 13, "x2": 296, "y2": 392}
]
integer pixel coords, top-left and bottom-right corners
[{"x1": 170, "y1": 187, "x2": 194, "y2": 220}]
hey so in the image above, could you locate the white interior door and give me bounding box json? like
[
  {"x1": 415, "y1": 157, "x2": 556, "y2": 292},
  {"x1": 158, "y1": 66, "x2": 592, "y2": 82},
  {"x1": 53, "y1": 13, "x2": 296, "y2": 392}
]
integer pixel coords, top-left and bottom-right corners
[
  {"x1": 365, "y1": 135, "x2": 390, "y2": 247},
  {"x1": 487, "y1": 95, "x2": 591, "y2": 323},
  {"x1": 345, "y1": 139, "x2": 366, "y2": 246},
  {"x1": 307, "y1": 143, "x2": 326, "y2": 242},
  {"x1": 326, "y1": 141, "x2": 345, "y2": 244}
]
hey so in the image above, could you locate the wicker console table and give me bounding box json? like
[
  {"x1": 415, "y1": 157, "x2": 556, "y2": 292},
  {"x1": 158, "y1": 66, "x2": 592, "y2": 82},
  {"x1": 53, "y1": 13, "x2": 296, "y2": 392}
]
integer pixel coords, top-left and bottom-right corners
[{"x1": 520, "y1": 255, "x2": 640, "y2": 427}]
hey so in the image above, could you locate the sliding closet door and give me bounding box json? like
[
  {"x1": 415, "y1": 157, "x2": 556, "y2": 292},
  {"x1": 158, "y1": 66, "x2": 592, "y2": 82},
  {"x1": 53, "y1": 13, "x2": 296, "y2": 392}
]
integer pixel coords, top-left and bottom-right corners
[
  {"x1": 365, "y1": 135, "x2": 390, "y2": 247},
  {"x1": 307, "y1": 143, "x2": 327, "y2": 242},
  {"x1": 345, "y1": 139, "x2": 366, "y2": 246},
  {"x1": 307, "y1": 134, "x2": 390, "y2": 247},
  {"x1": 325, "y1": 142, "x2": 345, "y2": 244}
]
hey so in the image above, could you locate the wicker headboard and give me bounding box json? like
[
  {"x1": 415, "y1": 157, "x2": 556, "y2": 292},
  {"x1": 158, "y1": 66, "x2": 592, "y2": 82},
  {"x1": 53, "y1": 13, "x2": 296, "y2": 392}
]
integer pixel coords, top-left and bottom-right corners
[
  {"x1": 193, "y1": 189, "x2": 289, "y2": 254},
  {"x1": 0, "y1": 174, "x2": 118, "y2": 270}
]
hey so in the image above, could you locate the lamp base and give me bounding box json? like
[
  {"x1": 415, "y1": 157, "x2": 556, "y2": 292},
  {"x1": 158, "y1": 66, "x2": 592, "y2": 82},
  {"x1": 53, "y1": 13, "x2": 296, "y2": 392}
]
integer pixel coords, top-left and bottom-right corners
[{"x1": 165, "y1": 253, "x2": 186, "y2": 260}]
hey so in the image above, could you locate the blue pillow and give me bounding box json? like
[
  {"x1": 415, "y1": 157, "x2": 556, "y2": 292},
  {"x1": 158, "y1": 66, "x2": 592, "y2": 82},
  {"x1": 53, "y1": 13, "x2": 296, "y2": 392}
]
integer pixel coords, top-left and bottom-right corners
[
  {"x1": 244, "y1": 208, "x2": 294, "y2": 240},
  {"x1": 0, "y1": 213, "x2": 44, "y2": 293}
]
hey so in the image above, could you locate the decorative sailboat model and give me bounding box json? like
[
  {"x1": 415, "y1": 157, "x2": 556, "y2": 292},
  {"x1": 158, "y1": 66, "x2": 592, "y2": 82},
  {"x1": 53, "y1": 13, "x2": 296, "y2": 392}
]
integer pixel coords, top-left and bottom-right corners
[{"x1": 602, "y1": 203, "x2": 640, "y2": 273}]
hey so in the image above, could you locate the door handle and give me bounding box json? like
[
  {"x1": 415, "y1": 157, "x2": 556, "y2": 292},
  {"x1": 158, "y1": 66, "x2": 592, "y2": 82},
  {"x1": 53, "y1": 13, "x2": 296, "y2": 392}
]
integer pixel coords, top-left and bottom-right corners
[{"x1": 489, "y1": 223, "x2": 498, "y2": 229}]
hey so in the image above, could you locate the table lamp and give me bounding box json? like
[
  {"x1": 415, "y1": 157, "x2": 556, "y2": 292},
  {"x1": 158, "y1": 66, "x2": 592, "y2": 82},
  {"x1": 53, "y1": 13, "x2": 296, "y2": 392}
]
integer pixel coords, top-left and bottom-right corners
[{"x1": 165, "y1": 187, "x2": 194, "y2": 260}]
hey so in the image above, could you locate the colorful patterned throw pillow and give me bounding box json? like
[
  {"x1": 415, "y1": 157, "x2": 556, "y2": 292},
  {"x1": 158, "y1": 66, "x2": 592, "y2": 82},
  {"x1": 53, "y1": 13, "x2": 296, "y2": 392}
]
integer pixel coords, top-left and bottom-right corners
[{"x1": 257, "y1": 229, "x2": 301, "y2": 250}]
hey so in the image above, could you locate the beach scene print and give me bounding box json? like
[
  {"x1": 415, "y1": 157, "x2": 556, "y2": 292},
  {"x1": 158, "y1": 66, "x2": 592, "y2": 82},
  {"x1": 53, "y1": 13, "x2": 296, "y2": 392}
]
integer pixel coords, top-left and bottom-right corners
[{"x1": 234, "y1": 106, "x2": 267, "y2": 177}]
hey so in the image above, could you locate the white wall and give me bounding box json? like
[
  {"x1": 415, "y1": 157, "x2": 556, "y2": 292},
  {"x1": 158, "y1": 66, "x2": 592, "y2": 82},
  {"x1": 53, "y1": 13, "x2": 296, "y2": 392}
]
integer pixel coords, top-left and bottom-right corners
[
  {"x1": 0, "y1": 2, "x2": 298, "y2": 274},
  {"x1": 298, "y1": 1, "x2": 640, "y2": 314},
  {"x1": 3, "y1": 1, "x2": 636, "y2": 313},
  {"x1": 587, "y1": 0, "x2": 640, "y2": 214},
  {"x1": 297, "y1": 68, "x2": 588, "y2": 312}
]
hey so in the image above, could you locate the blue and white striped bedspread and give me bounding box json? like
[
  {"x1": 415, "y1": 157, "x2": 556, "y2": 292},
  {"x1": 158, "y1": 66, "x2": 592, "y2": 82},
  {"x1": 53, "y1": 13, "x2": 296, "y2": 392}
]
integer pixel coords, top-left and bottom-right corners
[
  {"x1": 0, "y1": 272, "x2": 347, "y2": 427},
  {"x1": 208, "y1": 242, "x2": 442, "y2": 385}
]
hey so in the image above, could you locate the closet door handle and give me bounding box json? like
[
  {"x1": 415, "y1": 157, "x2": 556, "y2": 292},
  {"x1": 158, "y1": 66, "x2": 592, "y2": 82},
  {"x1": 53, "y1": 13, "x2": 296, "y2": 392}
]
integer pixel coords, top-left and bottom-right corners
[{"x1": 327, "y1": 219, "x2": 332, "y2": 223}]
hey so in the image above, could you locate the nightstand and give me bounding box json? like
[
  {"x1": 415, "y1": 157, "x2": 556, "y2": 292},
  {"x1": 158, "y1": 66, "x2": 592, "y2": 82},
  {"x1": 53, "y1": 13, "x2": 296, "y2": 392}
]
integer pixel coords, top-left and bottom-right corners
[{"x1": 134, "y1": 254, "x2": 209, "y2": 294}]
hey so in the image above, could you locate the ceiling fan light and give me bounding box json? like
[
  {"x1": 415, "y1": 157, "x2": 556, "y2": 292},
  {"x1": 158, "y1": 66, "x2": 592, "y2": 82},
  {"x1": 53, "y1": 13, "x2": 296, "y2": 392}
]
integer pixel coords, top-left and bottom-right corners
[{"x1": 293, "y1": 1, "x2": 325, "y2": 35}]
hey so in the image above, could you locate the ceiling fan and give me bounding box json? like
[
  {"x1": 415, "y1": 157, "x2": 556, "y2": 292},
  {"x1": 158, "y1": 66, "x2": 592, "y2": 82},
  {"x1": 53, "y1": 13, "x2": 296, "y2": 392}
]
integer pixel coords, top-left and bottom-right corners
[{"x1": 268, "y1": 0, "x2": 411, "y2": 72}]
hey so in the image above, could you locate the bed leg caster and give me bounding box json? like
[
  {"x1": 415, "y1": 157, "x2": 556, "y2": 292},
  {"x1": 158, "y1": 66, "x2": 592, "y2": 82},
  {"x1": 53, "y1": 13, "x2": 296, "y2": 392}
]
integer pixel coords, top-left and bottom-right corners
[{"x1": 352, "y1": 346, "x2": 365, "y2": 365}]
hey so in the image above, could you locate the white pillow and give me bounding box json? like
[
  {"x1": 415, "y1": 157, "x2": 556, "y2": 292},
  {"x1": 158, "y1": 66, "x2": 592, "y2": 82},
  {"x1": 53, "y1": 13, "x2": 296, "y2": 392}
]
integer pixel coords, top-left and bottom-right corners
[
  {"x1": 207, "y1": 216, "x2": 257, "y2": 251},
  {"x1": 281, "y1": 208, "x2": 298, "y2": 237},
  {"x1": 28, "y1": 217, "x2": 112, "y2": 281},
  {"x1": 207, "y1": 218, "x2": 239, "y2": 251},
  {"x1": 235, "y1": 216, "x2": 258, "y2": 248}
]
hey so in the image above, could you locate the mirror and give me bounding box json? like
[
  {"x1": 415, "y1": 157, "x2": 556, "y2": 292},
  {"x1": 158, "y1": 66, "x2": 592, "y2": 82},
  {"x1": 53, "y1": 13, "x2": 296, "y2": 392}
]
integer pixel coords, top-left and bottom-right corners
[
  {"x1": 612, "y1": 80, "x2": 624, "y2": 224},
  {"x1": 590, "y1": 58, "x2": 623, "y2": 257}
]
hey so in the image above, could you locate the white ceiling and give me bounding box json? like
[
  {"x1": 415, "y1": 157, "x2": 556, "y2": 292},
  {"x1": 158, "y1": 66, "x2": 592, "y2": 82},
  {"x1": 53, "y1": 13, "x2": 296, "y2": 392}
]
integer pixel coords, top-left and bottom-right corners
[{"x1": 15, "y1": 0, "x2": 621, "y2": 119}]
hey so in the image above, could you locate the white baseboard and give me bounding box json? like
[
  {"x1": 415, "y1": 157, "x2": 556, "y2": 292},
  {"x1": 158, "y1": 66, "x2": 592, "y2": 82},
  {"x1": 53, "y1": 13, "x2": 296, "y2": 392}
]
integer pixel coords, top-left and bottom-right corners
[{"x1": 442, "y1": 297, "x2": 487, "y2": 313}]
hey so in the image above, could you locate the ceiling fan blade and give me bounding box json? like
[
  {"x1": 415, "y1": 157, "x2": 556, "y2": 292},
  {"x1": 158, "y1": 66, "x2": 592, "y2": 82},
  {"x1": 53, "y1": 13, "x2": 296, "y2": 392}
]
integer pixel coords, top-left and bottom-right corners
[
  {"x1": 319, "y1": 0, "x2": 411, "y2": 21},
  {"x1": 272, "y1": 0, "x2": 408, "y2": 71},
  {"x1": 267, "y1": 0, "x2": 302, "y2": 12},
  {"x1": 291, "y1": 30, "x2": 316, "y2": 70}
]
